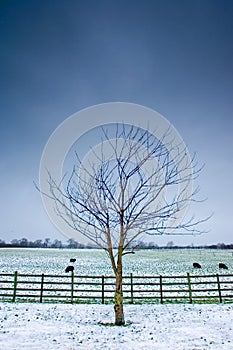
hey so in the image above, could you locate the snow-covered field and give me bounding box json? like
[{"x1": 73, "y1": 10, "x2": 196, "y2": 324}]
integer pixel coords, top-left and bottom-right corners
[
  {"x1": 1, "y1": 249, "x2": 233, "y2": 348},
  {"x1": 0, "y1": 303, "x2": 233, "y2": 350},
  {"x1": 0, "y1": 248, "x2": 232, "y2": 275}
]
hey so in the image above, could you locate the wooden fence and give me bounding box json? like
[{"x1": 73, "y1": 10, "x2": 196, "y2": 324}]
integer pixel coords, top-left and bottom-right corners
[{"x1": 0, "y1": 272, "x2": 233, "y2": 304}]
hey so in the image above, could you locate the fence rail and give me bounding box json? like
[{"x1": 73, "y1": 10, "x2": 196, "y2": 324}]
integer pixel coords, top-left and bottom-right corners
[{"x1": 0, "y1": 272, "x2": 233, "y2": 304}]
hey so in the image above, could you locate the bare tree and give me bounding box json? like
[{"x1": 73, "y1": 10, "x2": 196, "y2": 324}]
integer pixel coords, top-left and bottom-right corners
[{"x1": 47, "y1": 124, "x2": 206, "y2": 325}]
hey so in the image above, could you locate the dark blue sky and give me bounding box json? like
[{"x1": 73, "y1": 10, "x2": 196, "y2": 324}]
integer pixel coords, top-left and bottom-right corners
[{"x1": 1, "y1": 0, "x2": 233, "y2": 245}]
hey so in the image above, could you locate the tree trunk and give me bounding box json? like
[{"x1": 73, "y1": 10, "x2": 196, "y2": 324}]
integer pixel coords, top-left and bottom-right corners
[{"x1": 114, "y1": 271, "x2": 125, "y2": 325}]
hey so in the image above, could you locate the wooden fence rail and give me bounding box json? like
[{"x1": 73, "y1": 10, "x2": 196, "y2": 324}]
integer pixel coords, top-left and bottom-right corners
[{"x1": 0, "y1": 272, "x2": 233, "y2": 304}]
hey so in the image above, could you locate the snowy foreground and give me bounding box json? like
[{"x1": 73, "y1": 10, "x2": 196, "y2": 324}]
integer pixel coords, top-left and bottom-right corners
[{"x1": 0, "y1": 303, "x2": 233, "y2": 350}]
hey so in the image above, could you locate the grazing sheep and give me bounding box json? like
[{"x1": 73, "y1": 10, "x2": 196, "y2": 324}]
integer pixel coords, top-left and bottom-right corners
[
  {"x1": 219, "y1": 263, "x2": 228, "y2": 269},
  {"x1": 70, "y1": 258, "x2": 76, "y2": 263},
  {"x1": 193, "y1": 262, "x2": 202, "y2": 268},
  {"x1": 65, "y1": 265, "x2": 74, "y2": 273}
]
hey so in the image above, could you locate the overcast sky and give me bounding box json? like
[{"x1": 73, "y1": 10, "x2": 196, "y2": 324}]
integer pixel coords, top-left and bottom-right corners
[{"x1": 0, "y1": 0, "x2": 233, "y2": 245}]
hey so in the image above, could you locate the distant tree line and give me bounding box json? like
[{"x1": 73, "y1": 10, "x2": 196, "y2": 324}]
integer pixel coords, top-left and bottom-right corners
[
  {"x1": 135, "y1": 241, "x2": 233, "y2": 250},
  {"x1": 0, "y1": 238, "x2": 96, "y2": 249},
  {"x1": 0, "y1": 238, "x2": 233, "y2": 250}
]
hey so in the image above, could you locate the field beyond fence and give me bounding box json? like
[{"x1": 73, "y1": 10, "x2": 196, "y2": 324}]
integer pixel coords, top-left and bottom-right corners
[{"x1": 0, "y1": 272, "x2": 233, "y2": 304}]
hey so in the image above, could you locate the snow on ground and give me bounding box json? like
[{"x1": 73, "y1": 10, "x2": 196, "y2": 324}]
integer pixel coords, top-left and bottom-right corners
[{"x1": 0, "y1": 303, "x2": 233, "y2": 350}]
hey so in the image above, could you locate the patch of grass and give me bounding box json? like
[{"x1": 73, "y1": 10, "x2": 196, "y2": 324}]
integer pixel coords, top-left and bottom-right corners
[
  {"x1": 2, "y1": 297, "x2": 232, "y2": 305},
  {"x1": 192, "y1": 298, "x2": 220, "y2": 304},
  {"x1": 98, "y1": 321, "x2": 133, "y2": 327}
]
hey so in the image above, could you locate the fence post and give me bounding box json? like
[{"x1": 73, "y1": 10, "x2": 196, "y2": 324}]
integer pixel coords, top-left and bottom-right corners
[
  {"x1": 12, "y1": 271, "x2": 18, "y2": 302},
  {"x1": 101, "y1": 275, "x2": 105, "y2": 304},
  {"x1": 71, "y1": 271, "x2": 74, "y2": 303},
  {"x1": 159, "y1": 275, "x2": 163, "y2": 304},
  {"x1": 187, "y1": 273, "x2": 193, "y2": 303},
  {"x1": 130, "y1": 273, "x2": 134, "y2": 304},
  {"x1": 40, "y1": 273, "x2": 44, "y2": 303},
  {"x1": 216, "y1": 274, "x2": 222, "y2": 303}
]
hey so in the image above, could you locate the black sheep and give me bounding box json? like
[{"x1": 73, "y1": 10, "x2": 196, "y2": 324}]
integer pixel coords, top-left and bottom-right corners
[
  {"x1": 65, "y1": 265, "x2": 74, "y2": 273},
  {"x1": 70, "y1": 258, "x2": 76, "y2": 263},
  {"x1": 193, "y1": 262, "x2": 201, "y2": 268},
  {"x1": 219, "y1": 263, "x2": 228, "y2": 269}
]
